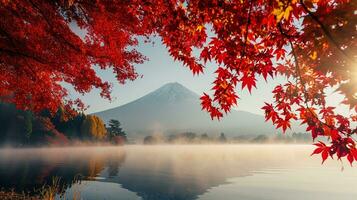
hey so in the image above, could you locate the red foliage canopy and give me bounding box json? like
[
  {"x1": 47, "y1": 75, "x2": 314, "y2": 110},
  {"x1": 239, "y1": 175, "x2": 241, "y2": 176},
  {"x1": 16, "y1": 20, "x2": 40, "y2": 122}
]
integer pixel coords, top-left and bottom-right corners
[
  {"x1": 0, "y1": 0, "x2": 152, "y2": 113},
  {"x1": 0, "y1": 0, "x2": 356, "y2": 164}
]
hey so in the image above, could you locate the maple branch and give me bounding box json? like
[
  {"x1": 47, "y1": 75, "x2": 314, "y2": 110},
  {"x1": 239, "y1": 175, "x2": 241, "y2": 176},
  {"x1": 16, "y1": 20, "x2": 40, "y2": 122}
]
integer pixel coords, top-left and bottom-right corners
[
  {"x1": 77, "y1": 5, "x2": 91, "y2": 24},
  {"x1": 0, "y1": 48, "x2": 52, "y2": 84},
  {"x1": 289, "y1": 40, "x2": 352, "y2": 138},
  {"x1": 278, "y1": 23, "x2": 298, "y2": 39},
  {"x1": 28, "y1": 0, "x2": 83, "y2": 53},
  {"x1": 289, "y1": 40, "x2": 309, "y2": 104},
  {"x1": 0, "y1": 48, "x2": 49, "y2": 66},
  {"x1": 231, "y1": 0, "x2": 253, "y2": 79},
  {"x1": 222, "y1": 0, "x2": 253, "y2": 102},
  {"x1": 241, "y1": 0, "x2": 253, "y2": 59},
  {"x1": 300, "y1": 0, "x2": 353, "y2": 63}
]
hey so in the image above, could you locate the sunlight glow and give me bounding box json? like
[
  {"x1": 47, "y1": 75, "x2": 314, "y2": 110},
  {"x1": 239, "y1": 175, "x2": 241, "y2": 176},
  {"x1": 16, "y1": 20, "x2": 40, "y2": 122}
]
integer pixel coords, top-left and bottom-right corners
[{"x1": 353, "y1": 92, "x2": 357, "y2": 99}]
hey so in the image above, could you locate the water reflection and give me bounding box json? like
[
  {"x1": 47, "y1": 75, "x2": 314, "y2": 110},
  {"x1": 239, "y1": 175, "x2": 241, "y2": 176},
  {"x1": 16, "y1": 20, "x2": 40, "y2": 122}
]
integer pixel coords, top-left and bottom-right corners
[
  {"x1": 0, "y1": 147, "x2": 126, "y2": 194},
  {"x1": 0, "y1": 145, "x2": 356, "y2": 200},
  {"x1": 99, "y1": 145, "x2": 306, "y2": 200}
]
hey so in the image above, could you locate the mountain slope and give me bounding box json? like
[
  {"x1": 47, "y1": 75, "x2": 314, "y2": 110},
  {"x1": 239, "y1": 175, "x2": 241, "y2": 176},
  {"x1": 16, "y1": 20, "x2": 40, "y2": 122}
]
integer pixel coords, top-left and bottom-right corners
[{"x1": 94, "y1": 82, "x2": 280, "y2": 137}]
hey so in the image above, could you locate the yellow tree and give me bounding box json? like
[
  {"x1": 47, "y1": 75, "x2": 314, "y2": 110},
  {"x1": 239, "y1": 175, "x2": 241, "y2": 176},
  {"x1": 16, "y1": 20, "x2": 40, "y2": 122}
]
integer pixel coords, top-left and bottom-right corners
[{"x1": 80, "y1": 115, "x2": 107, "y2": 140}]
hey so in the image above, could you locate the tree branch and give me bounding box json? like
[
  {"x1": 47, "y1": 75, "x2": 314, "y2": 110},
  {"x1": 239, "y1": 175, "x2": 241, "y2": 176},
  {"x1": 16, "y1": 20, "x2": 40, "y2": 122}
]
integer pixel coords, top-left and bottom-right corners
[
  {"x1": 289, "y1": 40, "x2": 351, "y2": 137},
  {"x1": 300, "y1": 0, "x2": 352, "y2": 62}
]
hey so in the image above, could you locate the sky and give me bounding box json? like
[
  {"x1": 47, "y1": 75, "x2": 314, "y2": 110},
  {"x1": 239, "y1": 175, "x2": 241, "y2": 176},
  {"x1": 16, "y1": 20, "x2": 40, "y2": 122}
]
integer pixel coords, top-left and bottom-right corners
[{"x1": 69, "y1": 36, "x2": 350, "y2": 117}]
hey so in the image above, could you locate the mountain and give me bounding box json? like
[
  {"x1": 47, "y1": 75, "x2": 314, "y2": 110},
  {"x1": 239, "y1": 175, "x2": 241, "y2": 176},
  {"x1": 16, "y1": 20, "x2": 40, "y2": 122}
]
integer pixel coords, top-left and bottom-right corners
[{"x1": 94, "y1": 82, "x2": 281, "y2": 138}]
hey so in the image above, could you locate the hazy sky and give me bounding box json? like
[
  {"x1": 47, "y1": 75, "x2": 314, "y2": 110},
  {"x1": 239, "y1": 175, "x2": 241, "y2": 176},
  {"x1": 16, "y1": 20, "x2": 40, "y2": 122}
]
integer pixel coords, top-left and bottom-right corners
[{"x1": 69, "y1": 36, "x2": 349, "y2": 116}]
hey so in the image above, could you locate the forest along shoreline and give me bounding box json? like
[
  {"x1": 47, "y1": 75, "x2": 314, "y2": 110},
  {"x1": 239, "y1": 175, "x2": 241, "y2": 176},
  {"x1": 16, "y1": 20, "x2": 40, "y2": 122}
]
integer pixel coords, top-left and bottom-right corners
[
  {"x1": 0, "y1": 102, "x2": 312, "y2": 148},
  {"x1": 0, "y1": 103, "x2": 127, "y2": 147}
]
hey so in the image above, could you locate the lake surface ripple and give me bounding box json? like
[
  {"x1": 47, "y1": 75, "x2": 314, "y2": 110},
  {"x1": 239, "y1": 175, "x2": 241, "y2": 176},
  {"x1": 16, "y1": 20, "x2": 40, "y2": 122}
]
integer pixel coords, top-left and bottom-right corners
[{"x1": 0, "y1": 145, "x2": 356, "y2": 200}]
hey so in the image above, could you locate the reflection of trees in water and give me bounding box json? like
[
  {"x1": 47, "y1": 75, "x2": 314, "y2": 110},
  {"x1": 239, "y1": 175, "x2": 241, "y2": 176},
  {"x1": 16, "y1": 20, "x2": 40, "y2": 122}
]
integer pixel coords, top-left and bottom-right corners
[
  {"x1": 0, "y1": 147, "x2": 127, "y2": 195},
  {"x1": 107, "y1": 154, "x2": 126, "y2": 177},
  {"x1": 87, "y1": 156, "x2": 105, "y2": 180},
  {"x1": 0, "y1": 146, "x2": 311, "y2": 200},
  {"x1": 97, "y1": 146, "x2": 310, "y2": 200}
]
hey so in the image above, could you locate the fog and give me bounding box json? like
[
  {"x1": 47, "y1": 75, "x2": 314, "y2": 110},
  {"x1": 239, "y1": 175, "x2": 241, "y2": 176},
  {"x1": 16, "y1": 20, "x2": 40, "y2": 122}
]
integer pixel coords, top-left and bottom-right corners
[{"x1": 0, "y1": 145, "x2": 356, "y2": 200}]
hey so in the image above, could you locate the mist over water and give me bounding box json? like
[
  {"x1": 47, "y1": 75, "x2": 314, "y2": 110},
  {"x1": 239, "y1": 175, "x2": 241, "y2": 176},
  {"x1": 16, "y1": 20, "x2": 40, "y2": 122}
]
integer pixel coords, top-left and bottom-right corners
[{"x1": 0, "y1": 145, "x2": 356, "y2": 200}]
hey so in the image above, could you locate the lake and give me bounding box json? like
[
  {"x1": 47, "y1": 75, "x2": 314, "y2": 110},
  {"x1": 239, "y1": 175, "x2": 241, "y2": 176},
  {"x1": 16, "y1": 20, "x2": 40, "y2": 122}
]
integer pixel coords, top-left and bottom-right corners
[{"x1": 0, "y1": 145, "x2": 356, "y2": 200}]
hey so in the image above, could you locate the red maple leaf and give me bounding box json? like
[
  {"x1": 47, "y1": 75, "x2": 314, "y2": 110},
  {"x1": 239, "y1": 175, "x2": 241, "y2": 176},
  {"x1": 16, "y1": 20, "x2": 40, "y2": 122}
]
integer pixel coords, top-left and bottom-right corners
[
  {"x1": 241, "y1": 74, "x2": 256, "y2": 93},
  {"x1": 311, "y1": 142, "x2": 331, "y2": 164}
]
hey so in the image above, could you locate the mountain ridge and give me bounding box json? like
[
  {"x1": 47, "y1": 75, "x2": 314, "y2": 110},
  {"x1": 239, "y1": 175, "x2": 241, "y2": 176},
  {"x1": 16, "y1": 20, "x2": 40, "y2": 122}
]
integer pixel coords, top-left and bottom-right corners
[{"x1": 94, "y1": 82, "x2": 280, "y2": 138}]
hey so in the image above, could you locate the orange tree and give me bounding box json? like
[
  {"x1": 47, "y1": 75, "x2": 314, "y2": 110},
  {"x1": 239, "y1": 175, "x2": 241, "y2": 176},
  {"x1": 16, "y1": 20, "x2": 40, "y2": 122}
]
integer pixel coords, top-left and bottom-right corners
[{"x1": 0, "y1": 0, "x2": 356, "y2": 164}]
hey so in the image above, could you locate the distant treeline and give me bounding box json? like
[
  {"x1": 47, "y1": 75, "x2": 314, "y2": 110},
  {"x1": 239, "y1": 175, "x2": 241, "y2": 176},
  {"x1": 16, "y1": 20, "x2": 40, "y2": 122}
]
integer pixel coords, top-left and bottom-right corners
[
  {"x1": 0, "y1": 103, "x2": 127, "y2": 147},
  {"x1": 143, "y1": 132, "x2": 311, "y2": 144},
  {"x1": 233, "y1": 133, "x2": 311, "y2": 143}
]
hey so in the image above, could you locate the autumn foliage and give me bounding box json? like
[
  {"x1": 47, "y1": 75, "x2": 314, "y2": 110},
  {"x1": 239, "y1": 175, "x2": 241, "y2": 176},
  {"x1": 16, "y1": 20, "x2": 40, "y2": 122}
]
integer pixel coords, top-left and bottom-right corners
[
  {"x1": 0, "y1": 0, "x2": 149, "y2": 113},
  {"x1": 0, "y1": 0, "x2": 356, "y2": 164},
  {"x1": 81, "y1": 115, "x2": 107, "y2": 140}
]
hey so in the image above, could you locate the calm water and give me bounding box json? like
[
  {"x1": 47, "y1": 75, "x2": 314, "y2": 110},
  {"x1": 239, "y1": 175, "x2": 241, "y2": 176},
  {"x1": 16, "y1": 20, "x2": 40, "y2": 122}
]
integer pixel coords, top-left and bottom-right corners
[{"x1": 0, "y1": 145, "x2": 356, "y2": 200}]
